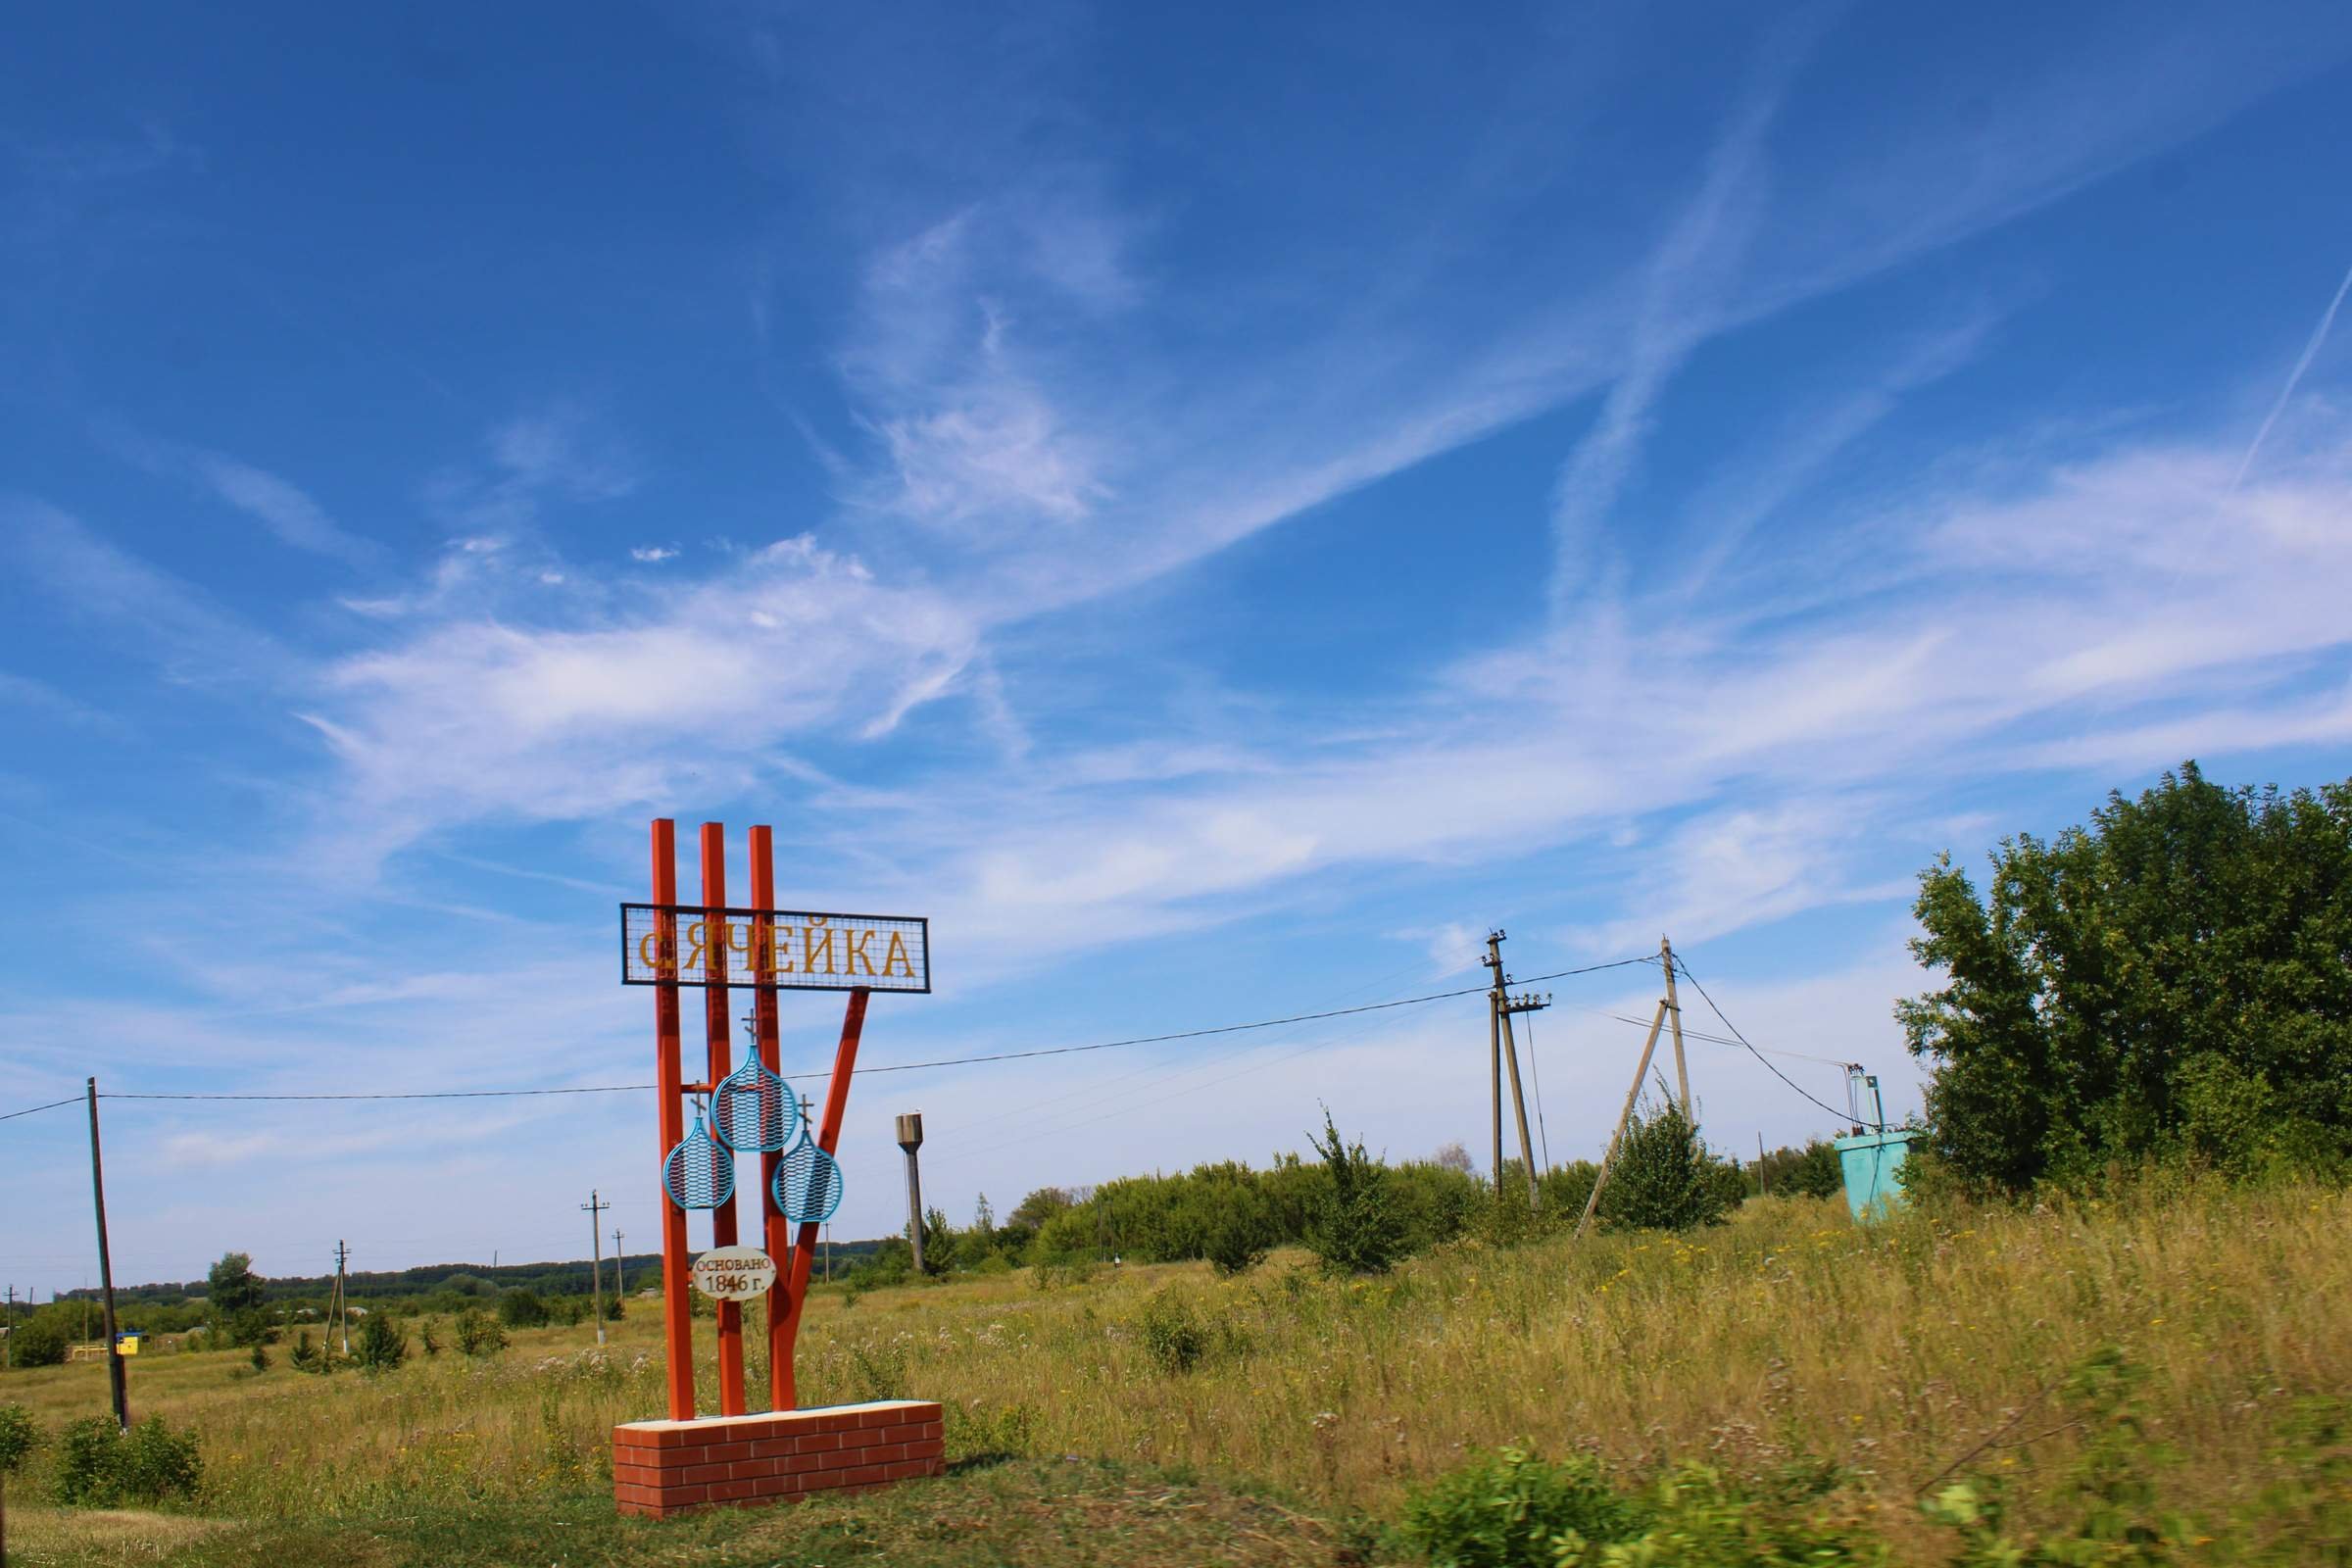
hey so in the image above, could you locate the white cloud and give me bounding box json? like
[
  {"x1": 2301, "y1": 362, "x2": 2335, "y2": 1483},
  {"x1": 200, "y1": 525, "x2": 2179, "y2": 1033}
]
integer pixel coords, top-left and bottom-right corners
[{"x1": 629, "y1": 545, "x2": 679, "y2": 563}]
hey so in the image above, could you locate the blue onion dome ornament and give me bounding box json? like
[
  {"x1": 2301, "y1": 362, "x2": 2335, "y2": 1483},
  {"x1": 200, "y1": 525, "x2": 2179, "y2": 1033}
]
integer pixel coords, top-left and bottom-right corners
[
  {"x1": 774, "y1": 1141, "x2": 844, "y2": 1225},
  {"x1": 712, "y1": 1055, "x2": 798, "y2": 1153},
  {"x1": 662, "y1": 1096, "x2": 735, "y2": 1210}
]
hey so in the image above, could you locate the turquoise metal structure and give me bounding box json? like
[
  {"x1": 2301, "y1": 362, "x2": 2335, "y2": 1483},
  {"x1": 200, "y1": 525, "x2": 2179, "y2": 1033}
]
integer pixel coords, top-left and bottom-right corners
[{"x1": 1834, "y1": 1128, "x2": 1919, "y2": 1220}]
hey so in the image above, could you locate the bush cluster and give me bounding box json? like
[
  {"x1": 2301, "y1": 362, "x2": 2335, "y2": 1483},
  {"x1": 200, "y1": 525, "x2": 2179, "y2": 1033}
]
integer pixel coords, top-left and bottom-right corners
[{"x1": 50, "y1": 1415, "x2": 203, "y2": 1507}]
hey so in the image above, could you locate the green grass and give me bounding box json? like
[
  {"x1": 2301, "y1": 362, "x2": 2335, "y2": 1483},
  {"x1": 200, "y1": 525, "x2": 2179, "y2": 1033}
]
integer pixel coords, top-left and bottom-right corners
[
  {"x1": 1, "y1": 1459, "x2": 1350, "y2": 1567},
  {"x1": 4, "y1": 1175, "x2": 2348, "y2": 1563}
]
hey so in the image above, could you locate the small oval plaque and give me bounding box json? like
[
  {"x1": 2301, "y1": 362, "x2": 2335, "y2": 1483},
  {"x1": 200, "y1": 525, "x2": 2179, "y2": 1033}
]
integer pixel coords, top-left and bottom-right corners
[{"x1": 690, "y1": 1245, "x2": 778, "y2": 1300}]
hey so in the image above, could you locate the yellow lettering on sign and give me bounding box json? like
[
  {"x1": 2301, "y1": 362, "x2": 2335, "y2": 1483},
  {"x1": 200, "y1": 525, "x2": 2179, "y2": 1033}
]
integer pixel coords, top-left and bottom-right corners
[
  {"x1": 845, "y1": 928, "x2": 875, "y2": 976},
  {"x1": 803, "y1": 915, "x2": 836, "y2": 976},
  {"x1": 881, "y1": 930, "x2": 915, "y2": 979},
  {"x1": 682, "y1": 921, "x2": 710, "y2": 978},
  {"x1": 726, "y1": 919, "x2": 754, "y2": 964}
]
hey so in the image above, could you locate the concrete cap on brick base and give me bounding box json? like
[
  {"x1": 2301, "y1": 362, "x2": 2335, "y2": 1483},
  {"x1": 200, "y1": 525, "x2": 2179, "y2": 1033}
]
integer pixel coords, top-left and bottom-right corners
[{"x1": 613, "y1": 1399, "x2": 945, "y2": 1519}]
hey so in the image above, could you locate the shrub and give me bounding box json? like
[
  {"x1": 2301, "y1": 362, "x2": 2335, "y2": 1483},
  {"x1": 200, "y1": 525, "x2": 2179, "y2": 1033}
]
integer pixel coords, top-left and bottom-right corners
[
  {"x1": 418, "y1": 1318, "x2": 441, "y2": 1357},
  {"x1": 1203, "y1": 1195, "x2": 1273, "y2": 1277},
  {"x1": 1135, "y1": 1289, "x2": 1208, "y2": 1376},
  {"x1": 225, "y1": 1307, "x2": 276, "y2": 1348},
  {"x1": 288, "y1": 1330, "x2": 327, "y2": 1374},
  {"x1": 454, "y1": 1307, "x2": 508, "y2": 1357},
  {"x1": 0, "y1": 1403, "x2": 37, "y2": 1476},
  {"x1": 354, "y1": 1309, "x2": 409, "y2": 1374},
  {"x1": 1305, "y1": 1108, "x2": 1403, "y2": 1275},
  {"x1": 1600, "y1": 1099, "x2": 1738, "y2": 1233},
  {"x1": 496, "y1": 1289, "x2": 550, "y2": 1328},
  {"x1": 1395, "y1": 1446, "x2": 1642, "y2": 1567},
  {"x1": 51, "y1": 1415, "x2": 203, "y2": 1507},
  {"x1": 6, "y1": 1317, "x2": 66, "y2": 1368},
  {"x1": 247, "y1": 1341, "x2": 270, "y2": 1373}
]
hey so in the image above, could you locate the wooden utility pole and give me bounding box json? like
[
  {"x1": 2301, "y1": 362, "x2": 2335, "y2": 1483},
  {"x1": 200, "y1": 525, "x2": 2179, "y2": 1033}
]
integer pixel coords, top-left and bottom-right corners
[
  {"x1": 1660, "y1": 936, "x2": 1690, "y2": 1116},
  {"x1": 84, "y1": 1078, "x2": 127, "y2": 1432},
  {"x1": 897, "y1": 1113, "x2": 926, "y2": 1275},
  {"x1": 1484, "y1": 933, "x2": 1545, "y2": 1206},
  {"x1": 611, "y1": 1228, "x2": 625, "y2": 1300},
  {"x1": 1575, "y1": 999, "x2": 1669, "y2": 1240},
  {"x1": 582, "y1": 1192, "x2": 612, "y2": 1346}
]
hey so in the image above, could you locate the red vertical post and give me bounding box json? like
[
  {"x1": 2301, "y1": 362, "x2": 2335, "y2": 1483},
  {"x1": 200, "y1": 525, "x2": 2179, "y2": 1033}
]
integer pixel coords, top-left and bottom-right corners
[
  {"x1": 748, "y1": 824, "x2": 791, "y2": 1411},
  {"x1": 700, "y1": 822, "x2": 748, "y2": 1418},
  {"x1": 650, "y1": 820, "x2": 695, "y2": 1421},
  {"x1": 775, "y1": 988, "x2": 868, "y2": 1409}
]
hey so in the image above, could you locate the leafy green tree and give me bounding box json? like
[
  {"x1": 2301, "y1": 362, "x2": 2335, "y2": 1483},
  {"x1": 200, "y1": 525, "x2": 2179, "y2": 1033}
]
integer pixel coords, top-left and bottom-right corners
[
  {"x1": 1751, "y1": 1141, "x2": 1844, "y2": 1199},
  {"x1": 1006, "y1": 1187, "x2": 1076, "y2": 1231},
  {"x1": 1599, "y1": 1099, "x2": 1738, "y2": 1232},
  {"x1": 225, "y1": 1306, "x2": 277, "y2": 1348},
  {"x1": 206, "y1": 1252, "x2": 266, "y2": 1317},
  {"x1": 918, "y1": 1207, "x2": 956, "y2": 1276},
  {"x1": 6, "y1": 1317, "x2": 66, "y2": 1368},
  {"x1": 1304, "y1": 1108, "x2": 1402, "y2": 1275},
  {"x1": 1901, "y1": 764, "x2": 2352, "y2": 1191}
]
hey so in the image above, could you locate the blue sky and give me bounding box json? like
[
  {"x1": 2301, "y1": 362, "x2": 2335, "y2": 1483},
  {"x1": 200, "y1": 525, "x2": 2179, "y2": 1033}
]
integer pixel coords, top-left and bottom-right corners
[{"x1": 5, "y1": 2, "x2": 2351, "y2": 1298}]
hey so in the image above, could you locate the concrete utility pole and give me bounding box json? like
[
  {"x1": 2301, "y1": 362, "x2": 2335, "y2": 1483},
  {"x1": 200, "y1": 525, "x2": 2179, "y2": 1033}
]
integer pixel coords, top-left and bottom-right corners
[
  {"x1": 611, "y1": 1228, "x2": 625, "y2": 1299},
  {"x1": 582, "y1": 1191, "x2": 612, "y2": 1345},
  {"x1": 331, "y1": 1241, "x2": 351, "y2": 1356},
  {"x1": 896, "y1": 1112, "x2": 926, "y2": 1274},
  {"x1": 1484, "y1": 933, "x2": 1506, "y2": 1195},
  {"x1": 1660, "y1": 935, "x2": 1690, "y2": 1117}
]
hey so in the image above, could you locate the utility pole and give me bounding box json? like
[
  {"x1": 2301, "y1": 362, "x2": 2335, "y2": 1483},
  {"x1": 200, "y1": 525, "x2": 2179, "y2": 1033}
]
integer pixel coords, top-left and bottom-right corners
[
  {"x1": 582, "y1": 1192, "x2": 612, "y2": 1345},
  {"x1": 1576, "y1": 998, "x2": 1670, "y2": 1239},
  {"x1": 1483, "y1": 933, "x2": 1545, "y2": 1206},
  {"x1": 896, "y1": 1113, "x2": 926, "y2": 1275},
  {"x1": 1660, "y1": 936, "x2": 1691, "y2": 1117},
  {"x1": 85, "y1": 1077, "x2": 127, "y2": 1432},
  {"x1": 329, "y1": 1241, "x2": 351, "y2": 1357},
  {"x1": 611, "y1": 1228, "x2": 625, "y2": 1300}
]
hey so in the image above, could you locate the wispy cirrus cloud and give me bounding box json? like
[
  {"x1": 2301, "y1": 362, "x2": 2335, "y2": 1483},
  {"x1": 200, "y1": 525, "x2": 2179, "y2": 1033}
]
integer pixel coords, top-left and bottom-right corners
[{"x1": 99, "y1": 427, "x2": 381, "y2": 567}]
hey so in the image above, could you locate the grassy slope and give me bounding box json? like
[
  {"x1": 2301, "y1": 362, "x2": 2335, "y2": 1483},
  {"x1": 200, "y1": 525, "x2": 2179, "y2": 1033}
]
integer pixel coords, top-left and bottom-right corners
[{"x1": 4, "y1": 1178, "x2": 2346, "y2": 1564}]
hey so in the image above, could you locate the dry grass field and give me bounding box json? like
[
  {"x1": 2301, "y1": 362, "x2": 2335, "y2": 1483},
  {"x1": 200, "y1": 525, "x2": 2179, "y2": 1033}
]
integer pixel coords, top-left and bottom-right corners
[{"x1": 4, "y1": 1176, "x2": 2347, "y2": 1564}]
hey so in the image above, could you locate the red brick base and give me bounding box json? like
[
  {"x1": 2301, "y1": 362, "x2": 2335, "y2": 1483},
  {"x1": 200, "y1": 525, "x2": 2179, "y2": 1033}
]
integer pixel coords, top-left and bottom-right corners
[{"x1": 613, "y1": 1398, "x2": 945, "y2": 1518}]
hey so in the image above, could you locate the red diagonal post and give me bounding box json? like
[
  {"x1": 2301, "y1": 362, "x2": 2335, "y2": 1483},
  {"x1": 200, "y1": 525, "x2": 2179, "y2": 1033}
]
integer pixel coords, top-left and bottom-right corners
[
  {"x1": 700, "y1": 822, "x2": 748, "y2": 1417},
  {"x1": 748, "y1": 825, "x2": 792, "y2": 1411},
  {"x1": 775, "y1": 988, "x2": 869, "y2": 1409},
  {"x1": 650, "y1": 819, "x2": 695, "y2": 1421}
]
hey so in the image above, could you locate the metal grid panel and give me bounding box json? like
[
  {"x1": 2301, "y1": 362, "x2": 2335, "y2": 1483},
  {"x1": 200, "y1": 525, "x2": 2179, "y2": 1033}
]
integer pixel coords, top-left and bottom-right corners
[
  {"x1": 773, "y1": 1143, "x2": 844, "y2": 1224},
  {"x1": 621, "y1": 904, "x2": 930, "y2": 993},
  {"x1": 711, "y1": 1059, "x2": 798, "y2": 1153},
  {"x1": 662, "y1": 1111, "x2": 736, "y2": 1210}
]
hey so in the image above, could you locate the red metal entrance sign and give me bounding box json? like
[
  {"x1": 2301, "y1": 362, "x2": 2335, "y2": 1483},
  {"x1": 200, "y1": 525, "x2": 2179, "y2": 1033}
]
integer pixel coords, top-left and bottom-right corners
[
  {"x1": 620, "y1": 905, "x2": 930, "y2": 991},
  {"x1": 632, "y1": 819, "x2": 927, "y2": 1421}
]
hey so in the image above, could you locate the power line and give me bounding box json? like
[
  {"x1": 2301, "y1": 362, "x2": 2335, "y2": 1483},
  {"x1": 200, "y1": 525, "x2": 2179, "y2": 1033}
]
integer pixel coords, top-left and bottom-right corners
[
  {"x1": 0, "y1": 1096, "x2": 81, "y2": 1124},
  {"x1": 100, "y1": 1085, "x2": 652, "y2": 1104},
  {"x1": 5, "y1": 954, "x2": 1661, "y2": 1119},
  {"x1": 1602, "y1": 1014, "x2": 1857, "y2": 1068},
  {"x1": 1668, "y1": 956, "x2": 1854, "y2": 1122}
]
